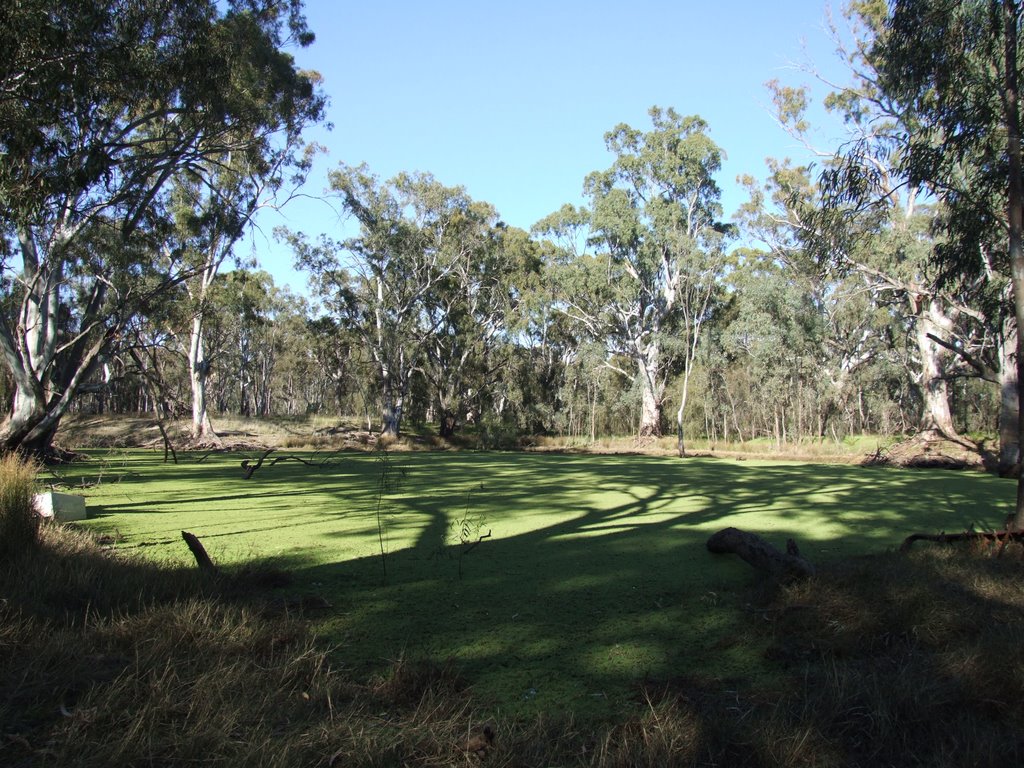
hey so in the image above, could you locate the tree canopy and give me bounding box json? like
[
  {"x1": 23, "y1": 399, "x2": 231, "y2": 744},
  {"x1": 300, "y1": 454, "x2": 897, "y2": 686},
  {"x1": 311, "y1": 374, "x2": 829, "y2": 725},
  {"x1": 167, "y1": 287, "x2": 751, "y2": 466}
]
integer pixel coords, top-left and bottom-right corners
[
  {"x1": 2, "y1": 0, "x2": 1021, "y2": 479},
  {"x1": 0, "y1": 0, "x2": 323, "y2": 454}
]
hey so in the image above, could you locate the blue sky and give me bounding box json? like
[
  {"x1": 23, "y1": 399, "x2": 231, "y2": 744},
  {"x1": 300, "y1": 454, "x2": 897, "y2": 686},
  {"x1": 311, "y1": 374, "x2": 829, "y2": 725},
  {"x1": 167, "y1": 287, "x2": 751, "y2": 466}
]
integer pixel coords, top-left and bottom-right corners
[{"x1": 251, "y1": 0, "x2": 850, "y2": 293}]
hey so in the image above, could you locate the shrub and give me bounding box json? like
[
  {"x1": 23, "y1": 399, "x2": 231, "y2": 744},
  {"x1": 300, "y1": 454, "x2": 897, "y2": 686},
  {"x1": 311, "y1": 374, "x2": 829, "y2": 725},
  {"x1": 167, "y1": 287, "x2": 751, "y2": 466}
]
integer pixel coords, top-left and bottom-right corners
[{"x1": 0, "y1": 452, "x2": 39, "y2": 558}]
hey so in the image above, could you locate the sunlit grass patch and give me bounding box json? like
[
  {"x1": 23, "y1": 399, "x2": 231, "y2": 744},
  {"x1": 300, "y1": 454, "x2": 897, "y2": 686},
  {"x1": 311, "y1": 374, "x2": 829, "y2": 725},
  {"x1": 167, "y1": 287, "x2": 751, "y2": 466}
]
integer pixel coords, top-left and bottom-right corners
[
  {"x1": 5, "y1": 448, "x2": 1024, "y2": 765},
  {"x1": 58, "y1": 449, "x2": 1013, "y2": 720}
]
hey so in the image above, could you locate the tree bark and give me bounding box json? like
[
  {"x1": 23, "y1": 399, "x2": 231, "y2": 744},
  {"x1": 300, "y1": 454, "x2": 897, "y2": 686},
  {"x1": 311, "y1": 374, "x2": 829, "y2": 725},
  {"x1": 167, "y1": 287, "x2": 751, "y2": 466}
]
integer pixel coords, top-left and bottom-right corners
[
  {"x1": 1003, "y1": 0, "x2": 1024, "y2": 527},
  {"x1": 900, "y1": 528, "x2": 1024, "y2": 553},
  {"x1": 0, "y1": 342, "x2": 105, "y2": 457},
  {"x1": 381, "y1": 387, "x2": 404, "y2": 438},
  {"x1": 999, "y1": 319, "x2": 1020, "y2": 475},
  {"x1": 676, "y1": 366, "x2": 693, "y2": 457},
  {"x1": 438, "y1": 410, "x2": 458, "y2": 438},
  {"x1": 188, "y1": 314, "x2": 220, "y2": 443},
  {"x1": 637, "y1": 343, "x2": 663, "y2": 437},
  {"x1": 0, "y1": 382, "x2": 47, "y2": 452},
  {"x1": 0, "y1": 240, "x2": 111, "y2": 457},
  {"x1": 912, "y1": 298, "x2": 957, "y2": 437},
  {"x1": 181, "y1": 531, "x2": 217, "y2": 573}
]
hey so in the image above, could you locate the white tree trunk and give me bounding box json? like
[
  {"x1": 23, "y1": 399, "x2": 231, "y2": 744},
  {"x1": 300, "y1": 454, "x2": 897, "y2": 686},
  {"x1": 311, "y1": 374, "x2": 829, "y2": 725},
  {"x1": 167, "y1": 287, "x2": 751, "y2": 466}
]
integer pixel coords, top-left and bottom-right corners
[
  {"x1": 0, "y1": 233, "x2": 110, "y2": 455},
  {"x1": 999, "y1": 319, "x2": 1020, "y2": 474},
  {"x1": 188, "y1": 314, "x2": 219, "y2": 442},
  {"x1": 637, "y1": 342, "x2": 662, "y2": 437},
  {"x1": 381, "y1": 388, "x2": 404, "y2": 437},
  {"x1": 676, "y1": 371, "x2": 692, "y2": 457},
  {"x1": 378, "y1": 357, "x2": 409, "y2": 438},
  {"x1": 913, "y1": 299, "x2": 957, "y2": 436}
]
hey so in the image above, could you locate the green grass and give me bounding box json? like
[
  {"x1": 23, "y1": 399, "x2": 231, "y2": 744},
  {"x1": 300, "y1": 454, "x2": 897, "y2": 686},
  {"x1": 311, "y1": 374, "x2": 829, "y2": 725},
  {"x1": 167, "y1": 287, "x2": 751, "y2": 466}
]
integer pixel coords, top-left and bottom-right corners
[{"x1": 60, "y1": 448, "x2": 1014, "y2": 720}]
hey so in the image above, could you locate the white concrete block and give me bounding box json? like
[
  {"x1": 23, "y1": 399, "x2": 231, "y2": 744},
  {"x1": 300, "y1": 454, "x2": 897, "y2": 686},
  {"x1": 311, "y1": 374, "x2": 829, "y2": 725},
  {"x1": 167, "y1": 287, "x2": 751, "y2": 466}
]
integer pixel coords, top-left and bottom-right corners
[{"x1": 34, "y1": 492, "x2": 87, "y2": 522}]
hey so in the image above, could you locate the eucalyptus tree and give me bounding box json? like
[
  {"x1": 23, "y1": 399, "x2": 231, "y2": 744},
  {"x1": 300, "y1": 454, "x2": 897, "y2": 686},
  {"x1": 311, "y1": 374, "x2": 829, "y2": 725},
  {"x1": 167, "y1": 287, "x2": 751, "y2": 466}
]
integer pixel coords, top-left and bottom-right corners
[
  {"x1": 762, "y1": 4, "x2": 1001, "y2": 445},
  {"x1": 738, "y1": 163, "x2": 875, "y2": 437},
  {"x1": 302, "y1": 316, "x2": 361, "y2": 415},
  {"x1": 285, "y1": 165, "x2": 496, "y2": 437},
  {"x1": 495, "y1": 269, "x2": 582, "y2": 435},
  {"x1": 749, "y1": 153, "x2": 974, "y2": 438},
  {"x1": 869, "y1": 1, "x2": 1024, "y2": 508},
  {"x1": 536, "y1": 107, "x2": 730, "y2": 451},
  {"x1": 169, "y1": 102, "x2": 323, "y2": 443},
  {"x1": 421, "y1": 222, "x2": 539, "y2": 437},
  {"x1": 716, "y1": 248, "x2": 824, "y2": 442},
  {"x1": 0, "y1": 0, "x2": 320, "y2": 455}
]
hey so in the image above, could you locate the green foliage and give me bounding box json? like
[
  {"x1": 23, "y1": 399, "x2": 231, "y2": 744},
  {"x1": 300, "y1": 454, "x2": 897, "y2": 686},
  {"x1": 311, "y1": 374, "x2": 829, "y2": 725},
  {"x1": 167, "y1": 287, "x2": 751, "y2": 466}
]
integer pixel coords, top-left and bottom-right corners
[
  {"x1": 284, "y1": 164, "x2": 533, "y2": 438},
  {"x1": 0, "y1": 453, "x2": 39, "y2": 559},
  {"x1": 0, "y1": 0, "x2": 323, "y2": 455},
  {"x1": 747, "y1": 9, "x2": 1015, "y2": 446},
  {"x1": 451, "y1": 486, "x2": 490, "y2": 580},
  {"x1": 536, "y1": 106, "x2": 731, "y2": 438}
]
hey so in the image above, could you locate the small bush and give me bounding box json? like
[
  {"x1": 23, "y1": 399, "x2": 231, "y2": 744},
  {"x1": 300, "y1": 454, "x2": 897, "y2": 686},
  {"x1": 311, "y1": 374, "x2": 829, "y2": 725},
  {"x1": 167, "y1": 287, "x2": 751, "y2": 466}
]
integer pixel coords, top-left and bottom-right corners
[{"x1": 0, "y1": 452, "x2": 39, "y2": 558}]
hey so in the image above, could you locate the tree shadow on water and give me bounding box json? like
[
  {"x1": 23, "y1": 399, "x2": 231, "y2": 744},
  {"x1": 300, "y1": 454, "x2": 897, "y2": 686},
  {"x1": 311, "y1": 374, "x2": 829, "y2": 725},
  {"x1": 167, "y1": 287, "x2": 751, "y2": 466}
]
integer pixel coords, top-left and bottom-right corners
[{"x1": 275, "y1": 453, "x2": 1012, "y2": 717}]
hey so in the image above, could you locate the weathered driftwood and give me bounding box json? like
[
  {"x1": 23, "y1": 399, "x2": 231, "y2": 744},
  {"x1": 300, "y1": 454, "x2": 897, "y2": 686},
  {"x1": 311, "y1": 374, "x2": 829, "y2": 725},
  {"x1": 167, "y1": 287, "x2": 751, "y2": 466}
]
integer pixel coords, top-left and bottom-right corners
[
  {"x1": 706, "y1": 527, "x2": 816, "y2": 579},
  {"x1": 241, "y1": 448, "x2": 276, "y2": 479},
  {"x1": 240, "y1": 449, "x2": 344, "y2": 478},
  {"x1": 268, "y1": 454, "x2": 318, "y2": 467},
  {"x1": 899, "y1": 529, "x2": 1024, "y2": 553},
  {"x1": 181, "y1": 530, "x2": 217, "y2": 573}
]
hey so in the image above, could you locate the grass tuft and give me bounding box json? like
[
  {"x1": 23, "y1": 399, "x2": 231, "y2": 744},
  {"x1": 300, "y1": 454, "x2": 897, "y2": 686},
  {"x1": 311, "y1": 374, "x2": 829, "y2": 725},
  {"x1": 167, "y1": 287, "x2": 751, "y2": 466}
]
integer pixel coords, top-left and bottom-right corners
[
  {"x1": 747, "y1": 547, "x2": 1024, "y2": 766},
  {"x1": 371, "y1": 654, "x2": 467, "y2": 707},
  {"x1": 0, "y1": 451, "x2": 40, "y2": 559}
]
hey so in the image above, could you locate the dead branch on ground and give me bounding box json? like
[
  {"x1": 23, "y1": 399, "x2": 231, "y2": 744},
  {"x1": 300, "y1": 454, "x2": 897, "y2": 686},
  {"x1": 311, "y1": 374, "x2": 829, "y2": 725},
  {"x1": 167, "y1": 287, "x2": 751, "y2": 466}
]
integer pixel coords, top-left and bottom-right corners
[
  {"x1": 706, "y1": 526, "x2": 816, "y2": 579},
  {"x1": 899, "y1": 529, "x2": 1024, "y2": 553}
]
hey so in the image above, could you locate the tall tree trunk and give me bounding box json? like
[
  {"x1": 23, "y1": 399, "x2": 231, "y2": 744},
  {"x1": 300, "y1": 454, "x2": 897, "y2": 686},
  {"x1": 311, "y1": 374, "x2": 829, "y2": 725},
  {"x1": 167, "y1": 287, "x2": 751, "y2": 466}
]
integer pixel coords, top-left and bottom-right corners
[
  {"x1": 379, "y1": 366, "x2": 406, "y2": 438},
  {"x1": 913, "y1": 300, "x2": 957, "y2": 436},
  {"x1": 0, "y1": 246, "x2": 69, "y2": 456},
  {"x1": 258, "y1": 350, "x2": 274, "y2": 417},
  {"x1": 639, "y1": 379, "x2": 661, "y2": 437},
  {"x1": 435, "y1": 381, "x2": 461, "y2": 439},
  {"x1": 381, "y1": 397, "x2": 403, "y2": 437},
  {"x1": 439, "y1": 410, "x2": 458, "y2": 439},
  {"x1": 188, "y1": 314, "x2": 219, "y2": 443},
  {"x1": 1003, "y1": 0, "x2": 1024, "y2": 526},
  {"x1": 0, "y1": 378, "x2": 72, "y2": 457},
  {"x1": 676, "y1": 369, "x2": 693, "y2": 457},
  {"x1": 0, "y1": 278, "x2": 111, "y2": 457},
  {"x1": 999, "y1": 319, "x2": 1020, "y2": 475},
  {"x1": 637, "y1": 343, "x2": 662, "y2": 438},
  {"x1": 0, "y1": 382, "x2": 47, "y2": 453}
]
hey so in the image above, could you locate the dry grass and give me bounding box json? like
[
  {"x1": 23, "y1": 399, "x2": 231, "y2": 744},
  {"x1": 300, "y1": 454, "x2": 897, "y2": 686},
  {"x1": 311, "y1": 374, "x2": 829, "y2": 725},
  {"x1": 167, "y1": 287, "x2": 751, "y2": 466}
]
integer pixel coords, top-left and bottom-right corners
[
  {"x1": 4, "y1": 515, "x2": 1024, "y2": 766},
  {"x1": 0, "y1": 452, "x2": 40, "y2": 558},
  {"x1": 525, "y1": 433, "x2": 898, "y2": 464},
  {"x1": 57, "y1": 414, "x2": 911, "y2": 464},
  {"x1": 743, "y1": 544, "x2": 1024, "y2": 766},
  {"x1": 57, "y1": 413, "x2": 439, "y2": 453}
]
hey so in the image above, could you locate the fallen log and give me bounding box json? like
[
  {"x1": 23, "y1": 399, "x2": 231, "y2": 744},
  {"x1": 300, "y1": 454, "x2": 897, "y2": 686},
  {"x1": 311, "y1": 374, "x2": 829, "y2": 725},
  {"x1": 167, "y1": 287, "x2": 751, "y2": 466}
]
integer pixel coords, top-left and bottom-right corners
[
  {"x1": 181, "y1": 530, "x2": 217, "y2": 573},
  {"x1": 706, "y1": 527, "x2": 816, "y2": 579},
  {"x1": 899, "y1": 529, "x2": 1024, "y2": 553}
]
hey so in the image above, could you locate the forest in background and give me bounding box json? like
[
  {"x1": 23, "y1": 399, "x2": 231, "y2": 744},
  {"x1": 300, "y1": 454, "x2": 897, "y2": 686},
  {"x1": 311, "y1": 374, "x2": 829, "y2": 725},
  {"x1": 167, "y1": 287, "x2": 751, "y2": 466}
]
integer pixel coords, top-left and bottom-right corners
[{"x1": 1, "y1": 0, "x2": 1020, "y2": 477}]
